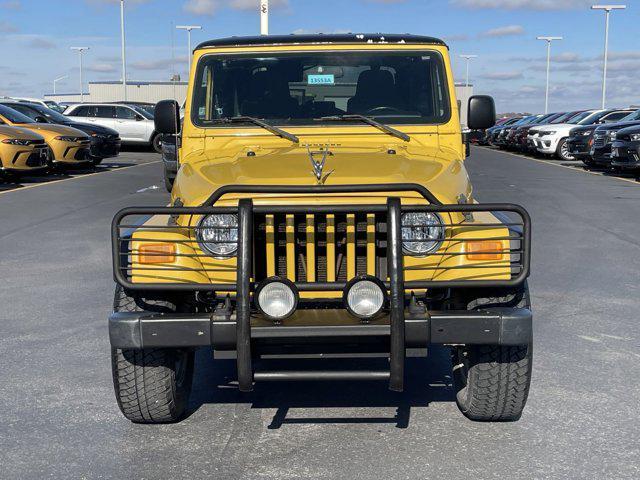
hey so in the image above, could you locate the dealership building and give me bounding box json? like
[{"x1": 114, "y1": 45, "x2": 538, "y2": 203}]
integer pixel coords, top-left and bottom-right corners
[{"x1": 44, "y1": 80, "x2": 188, "y2": 105}]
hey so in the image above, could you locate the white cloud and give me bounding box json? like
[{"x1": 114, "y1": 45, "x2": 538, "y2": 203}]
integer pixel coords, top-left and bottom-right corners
[
  {"x1": 1, "y1": 1, "x2": 21, "y2": 9},
  {"x1": 0, "y1": 20, "x2": 17, "y2": 32},
  {"x1": 481, "y1": 25, "x2": 524, "y2": 37},
  {"x1": 184, "y1": 0, "x2": 288, "y2": 16},
  {"x1": 26, "y1": 37, "x2": 56, "y2": 49},
  {"x1": 131, "y1": 56, "x2": 188, "y2": 70},
  {"x1": 451, "y1": 0, "x2": 592, "y2": 10},
  {"x1": 86, "y1": 63, "x2": 117, "y2": 73},
  {"x1": 480, "y1": 71, "x2": 524, "y2": 80}
]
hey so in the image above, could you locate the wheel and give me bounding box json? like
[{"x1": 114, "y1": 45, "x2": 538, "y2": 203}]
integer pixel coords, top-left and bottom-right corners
[
  {"x1": 164, "y1": 172, "x2": 174, "y2": 192},
  {"x1": 111, "y1": 286, "x2": 194, "y2": 424},
  {"x1": 556, "y1": 138, "x2": 574, "y2": 161},
  {"x1": 152, "y1": 133, "x2": 162, "y2": 153},
  {"x1": 451, "y1": 283, "x2": 533, "y2": 422}
]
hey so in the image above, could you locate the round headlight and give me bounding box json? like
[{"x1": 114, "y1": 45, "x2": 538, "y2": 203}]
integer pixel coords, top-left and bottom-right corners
[
  {"x1": 255, "y1": 278, "x2": 298, "y2": 320},
  {"x1": 401, "y1": 212, "x2": 444, "y2": 255},
  {"x1": 344, "y1": 276, "x2": 386, "y2": 319},
  {"x1": 196, "y1": 214, "x2": 238, "y2": 257}
]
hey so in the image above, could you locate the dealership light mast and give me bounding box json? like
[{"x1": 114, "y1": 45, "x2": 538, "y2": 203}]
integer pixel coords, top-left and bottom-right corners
[
  {"x1": 591, "y1": 5, "x2": 626, "y2": 109},
  {"x1": 537, "y1": 36, "x2": 562, "y2": 114},
  {"x1": 120, "y1": 0, "x2": 127, "y2": 101},
  {"x1": 260, "y1": 0, "x2": 269, "y2": 35},
  {"x1": 176, "y1": 25, "x2": 202, "y2": 76},
  {"x1": 459, "y1": 54, "x2": 478, "y2": 87},
  {"x1": 53, "y1": 75, "x2": 68, "y2": 95},
  {"x1": 70, "y1": 47, "x2": 90, "y2": 103}
]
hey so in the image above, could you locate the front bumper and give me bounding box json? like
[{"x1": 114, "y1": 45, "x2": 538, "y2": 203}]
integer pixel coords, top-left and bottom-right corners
[
  {"x1": 111, "y1": 183, "x2": 532, "y2": 392},
  {"x1": 109, "y1": 307, "x2": 533, "y2": 350},
  {"x1": 90, "y1": 136, "x2": 121, "y2": 159},
  {"x1": 590, "y1": 145, "x2": 613, "y2": 166},
  {"x1": 566, "y1": 136, "x2": 592, "y2": 158},
  {"x1": 51, "y1": 140, "x2": 92, "y2": 164},
  {"x1": 611, "y1": 140, "x2": 640, "y2": 169},
  {"x1": 535, "y1": 135, "x2": 559, "y2": 154}
]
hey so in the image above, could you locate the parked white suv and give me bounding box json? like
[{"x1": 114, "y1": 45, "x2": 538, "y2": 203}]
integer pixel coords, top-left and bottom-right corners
[
  {"x1": 529, "y1": 110, "x2": 598, "y2": 160},
  {"x1": 64, "y1": 103, "x2": 161, "y2": 152}
]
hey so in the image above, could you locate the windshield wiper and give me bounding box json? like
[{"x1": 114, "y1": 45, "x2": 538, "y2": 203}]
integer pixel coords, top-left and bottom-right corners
[
  {"x1": 316, "y1": 114, "x2": 410, "y2": 142},
  {"x1": 212, "y1": 116, "x2": 299, "y2": 143}
]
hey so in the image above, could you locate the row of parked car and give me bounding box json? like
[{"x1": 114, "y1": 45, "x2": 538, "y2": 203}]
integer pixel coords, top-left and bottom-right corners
[
  {"x1": 0, "y1": 98, "x2": 163, "y2": 181},
  {"x1": 481, "y1": 107, "x2": 640, "y2": 176}
]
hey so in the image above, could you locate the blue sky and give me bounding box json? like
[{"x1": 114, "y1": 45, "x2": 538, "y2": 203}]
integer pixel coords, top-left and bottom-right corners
[{"x1": 1, "y1": 0, "x2": 638, "y2": 113}]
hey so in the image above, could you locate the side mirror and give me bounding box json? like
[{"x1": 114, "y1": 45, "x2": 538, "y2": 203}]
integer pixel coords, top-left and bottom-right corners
[
  {"x1": 468, "y1": 95, "x2": 496, "y2": 130},
  {"x1": 35, "y1": 116, "x2": 48, "y2": 123},
  {"x1": 135, "y1": 115, "x2": 144, "y2": 121},
  {"x1": 154, "y1": 100, "x2": 181, "y2": 135}
]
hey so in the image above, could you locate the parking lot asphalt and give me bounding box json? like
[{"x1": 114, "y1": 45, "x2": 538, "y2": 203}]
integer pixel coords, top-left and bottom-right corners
[{"x1": 1, "y1": 147, "x2": 638, "y2": 479}]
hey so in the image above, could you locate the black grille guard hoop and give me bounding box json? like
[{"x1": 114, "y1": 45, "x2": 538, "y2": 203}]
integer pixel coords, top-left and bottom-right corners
[{"x1": 111, "y1": 183, "x2": 531, "y2": 292}]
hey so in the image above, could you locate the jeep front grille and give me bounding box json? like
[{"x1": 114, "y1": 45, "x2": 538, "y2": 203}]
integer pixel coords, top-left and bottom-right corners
[{"x1": 253, "y1": 213, "x2": 387, "y2": 284}]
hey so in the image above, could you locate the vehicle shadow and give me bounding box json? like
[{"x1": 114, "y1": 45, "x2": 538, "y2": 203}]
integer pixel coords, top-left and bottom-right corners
[{"x1": 187, "y1": 345, "x2": 456, "y2": 429}]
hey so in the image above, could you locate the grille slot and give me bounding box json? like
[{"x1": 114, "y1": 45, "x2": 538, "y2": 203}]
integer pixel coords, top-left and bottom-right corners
[{"x1": 253, "y1": 213, "x2": 387, "y2": 284}]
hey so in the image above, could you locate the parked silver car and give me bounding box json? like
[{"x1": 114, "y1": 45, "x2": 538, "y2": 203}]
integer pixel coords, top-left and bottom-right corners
[{"x1": 64, "y1": 103, "x2": 161, "y2": 152}]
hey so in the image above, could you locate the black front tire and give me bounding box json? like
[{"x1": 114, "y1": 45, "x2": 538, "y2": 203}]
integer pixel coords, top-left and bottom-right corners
[
  {"x1": 152, "y1": 134, "x2": 162, "y2": 153},
  {"x1": 110, "y1": 286, "x2": 194, "y2": 424},
  {"x1": 452, "y1": 284, "x2": 533, "y2": 422}
]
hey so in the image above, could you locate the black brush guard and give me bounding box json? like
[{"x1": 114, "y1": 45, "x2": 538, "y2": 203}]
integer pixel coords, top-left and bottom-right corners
[{"x1": 110, "y1": 184, "x2": 532, "y2": 392}]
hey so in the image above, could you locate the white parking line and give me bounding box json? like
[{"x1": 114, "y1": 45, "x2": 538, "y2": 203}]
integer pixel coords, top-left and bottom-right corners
[
  {"x1": 0, "y1": 160, "x2": 161, "y2": 196},
  {"x1": 480, "y1": 147, "x2": 640, "y2": 186}
]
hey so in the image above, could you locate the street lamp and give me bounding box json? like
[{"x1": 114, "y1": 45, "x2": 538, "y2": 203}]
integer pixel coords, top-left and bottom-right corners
[
  {"x1": 120, "y1": 0, "x2": 127, "y2": 101},
  {"x1": 591, "y1": 5, "x2": 626, "y2": 109},
  {"x1": 53, "y1": 75, "x2": 68, "y2": 95},
  {"x1": 537, "y1": 36, "x2": 562, "y2": 114},
  {"x1": 260, "y1": 0, "x2": 269, "y2": 35},
  {"x1": 70, "y1": 47, "x2": 90, "y2": 103},
  {"x1": 176, "y1": 25, "x2": 202, "y2": 75},
  {"x1": 459, "y1": 55, "x2": 478, "y2": 87}
]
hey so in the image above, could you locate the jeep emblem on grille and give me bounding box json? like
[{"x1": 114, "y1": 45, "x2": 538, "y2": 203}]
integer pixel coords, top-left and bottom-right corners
[{"x1": 306, "y1": 144, "x2": 334, "y2": 184}]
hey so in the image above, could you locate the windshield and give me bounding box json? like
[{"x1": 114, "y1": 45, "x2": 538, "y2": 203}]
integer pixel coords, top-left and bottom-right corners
[
  {"x1": 130, "y1": 105, "x2": 154, "y2": 119},
  {"x1": 567, "y1": 111, "x2": 593, "y2": 124},
  {"x1": 620, "y1": 109, "x2": 640, "y2": 122},
  {"x1": 577, "y1": 110, "x2": 606, "y2": 125},
  {"x1": 28, "y1": 103, "x2": 70, "y2": 122},
  {"x1": 0, "y1": 104, "x2": 35, "y2": 124},
  {"x1": 192, "y1": 50, "x2": 451, "y2": 126}
]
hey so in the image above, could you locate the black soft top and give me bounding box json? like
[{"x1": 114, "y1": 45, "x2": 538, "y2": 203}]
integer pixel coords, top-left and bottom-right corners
[{"x1": 196, "y1": 33, "x2": 447, "y2": 50}]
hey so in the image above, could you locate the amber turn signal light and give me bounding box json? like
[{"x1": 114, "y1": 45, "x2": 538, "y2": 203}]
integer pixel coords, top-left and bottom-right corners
[
  {"x1": 138, "y1": 243, "x2": 176, "y2": 264},
  {"x1": 465, "y1": 241, "x2": 504, "y2": 261}
]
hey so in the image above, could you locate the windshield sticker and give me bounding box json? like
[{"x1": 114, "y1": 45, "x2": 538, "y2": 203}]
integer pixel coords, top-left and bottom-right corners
[{"x1": 308, "y1": 74, "x2": 335, "y2": 85}]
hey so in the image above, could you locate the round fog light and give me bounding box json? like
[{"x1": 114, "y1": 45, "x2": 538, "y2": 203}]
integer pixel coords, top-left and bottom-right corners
[
  {"x1": 255, "y1": 278, "x2": 298, "y2": 320},
  {"x1": 344, "y1": 276, "x2": 386, "y2": 319}
]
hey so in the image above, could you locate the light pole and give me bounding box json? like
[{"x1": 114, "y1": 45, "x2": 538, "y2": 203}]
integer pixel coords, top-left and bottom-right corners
[
  {"x1": 591, "y1": 5, "x2": 626, "y2": 109},
  {"x1": 537, "y1": 36, "x2": 562, "y2": 114},
  {"x1": 70, "y1": 47, "x2": 89, "y2": 103},
  {"x1": 176, "y1": 25, "x2": 202, "y2": 75},
  {"x1": 53, "y1": 75, "x2": 68, "y2": 95},
  {"x1": 120, "y1": 0, "x2": 127, "y2": 101},
  {"x1": 459, "y1": 55, "x2": 477, "y2": 87},
  {"x1": 260, "y1": 0, "x2": 269, "y2": 35}
]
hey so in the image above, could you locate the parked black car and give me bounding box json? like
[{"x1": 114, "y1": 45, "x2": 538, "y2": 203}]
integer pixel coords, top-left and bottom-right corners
[
  {"x1": 486, "y1": 117, "x2": 521, "y2": 145},
  {"x1": 611, "y1": 124, "x2": 640, "y2": 175},
  {"x1": 0, "y1": 100, "x2": 121, "y2": 165},
  {"x1": 590, "y1": 110, "x2": 640, "y2": 168},
  {"x1": 566, "y1": 109, "x2": 636, "y2": 165}
]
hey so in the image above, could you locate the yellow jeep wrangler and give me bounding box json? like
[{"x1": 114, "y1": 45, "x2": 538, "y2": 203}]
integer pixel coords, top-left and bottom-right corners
[{"x1": 110, "y1": 34, "x2": 532, "y2": 424}]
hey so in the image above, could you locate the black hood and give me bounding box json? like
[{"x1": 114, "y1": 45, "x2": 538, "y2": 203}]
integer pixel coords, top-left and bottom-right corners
[
  {"x1": 595, "y1": 120, "x2": 640, "y2": 133},
  {"x1": 58, "y1": 120, "x2": 119, "y2": 136},
  {"x1": 616, "y1": 124, "x2": 640, "y2": 136}
]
